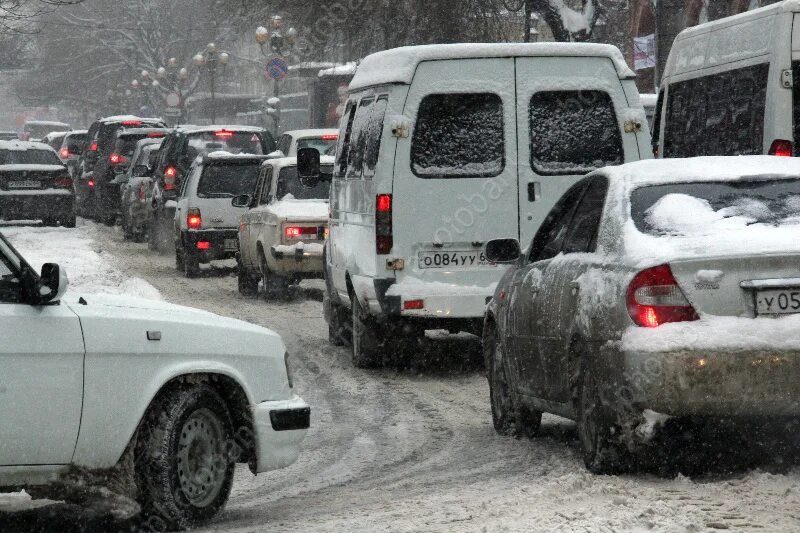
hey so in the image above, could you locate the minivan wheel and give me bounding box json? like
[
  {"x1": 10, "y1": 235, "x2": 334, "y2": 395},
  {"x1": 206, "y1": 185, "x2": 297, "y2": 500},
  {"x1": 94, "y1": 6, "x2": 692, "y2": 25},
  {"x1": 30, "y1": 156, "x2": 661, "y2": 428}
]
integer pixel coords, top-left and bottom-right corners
[
  {"x1": 134, "y1": 384, "x2": 236, "y2": 530},
  {"x1": 485, "y1": 326, "x2": 541, "y2": 437},
  {"x1": 351, "y1": 293, "x2": 384, "y2": 368},
  {"x1": 577, "y1": 359, "x2": 632, "y2": 474},
  {"x1": 324, "y1": 292, "x2": 351, "y2": 347}
]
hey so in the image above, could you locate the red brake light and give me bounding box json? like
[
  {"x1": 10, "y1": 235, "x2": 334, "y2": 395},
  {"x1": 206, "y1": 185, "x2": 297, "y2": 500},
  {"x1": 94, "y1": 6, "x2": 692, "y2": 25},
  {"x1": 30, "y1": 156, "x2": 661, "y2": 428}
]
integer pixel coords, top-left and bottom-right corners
[
  {"x1": 89, "y1": 142, "x2": 98, "y2": 151},
  {"x1": 122, "y1": 120, "x2": 143, "y2": 126},
  {"x1": 404, "y1": 299, "x2": 424, "y2": 310},
  {"x1": 88, "y1": 179, "x2": 95, "y2": 188},
  {"x1": 376, "y1": 194, "x2": 393, "y2": 255},
  {"x1": 109, "y1": 153, "x2": 128, "y2": 165},
  {"x1": 147, "y1": 132, "x2": 165, "y2": 138},
  {"x1": 626, "y1": 264, "x2": 698, "y2": 328},
  {"x1": 214, "y1": 130, "x2": 234, "y2": 138},
  {"x1": 321, "y1": 134, "x2": 339, "y2": 141},
  {"x1": 59, "y1": 148, "x2": 70, "y2": 158},
  {"x1": 187, "y1": 208, "x2": 202, "y2": 230},
  {"x1": 164, "y1": 166, "x2": 178, "y2": 190},
  {"x1": 54, "y1": 176, "x2": 73, "y2": 188},
  {"x1": 769, "y1": 139, "x2": 793, "y2": 157},
  {"x1": 284, "y1": 226, "x2": 317, "y2": 239},
  {"x1": 196, "y1": 241, "x2": 211, "y2": 250}
]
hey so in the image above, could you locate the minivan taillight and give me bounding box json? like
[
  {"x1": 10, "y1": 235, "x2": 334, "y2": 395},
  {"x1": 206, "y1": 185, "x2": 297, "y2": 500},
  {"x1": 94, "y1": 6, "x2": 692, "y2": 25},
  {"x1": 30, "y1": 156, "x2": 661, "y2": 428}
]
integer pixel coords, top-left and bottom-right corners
[
  {"x1": 109, "y1": 153, "x2": 128, "y2": 165},
  {"x1": 626, "y1": 264, "x2": 698, "y2": 328},
  {"x1": 376, "y1": 194, "x2": 392, "y2": 255},
  {"x1": 769, "y1": 139, "x2": 793, "y2": 157},
  {"x1": 164, "y1": 166, "x2": 178, "y2": 190},
  {"x1": 187, "y1": 208, "x2": 202, "y2": 230}
]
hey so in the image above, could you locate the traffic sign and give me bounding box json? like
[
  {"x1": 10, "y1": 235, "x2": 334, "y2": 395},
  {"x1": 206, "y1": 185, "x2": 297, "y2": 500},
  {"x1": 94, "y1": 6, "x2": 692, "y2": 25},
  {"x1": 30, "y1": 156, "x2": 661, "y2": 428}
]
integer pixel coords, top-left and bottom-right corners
[
  {"x1": 266, "y1": 56, "x2": 289, "y2": 81},
  {"x1": 165, "y1": 92, "x2": 181, "y2": 108},
  {"x1": 164, "y1": 107, "x2": 182, "y2": 117}
]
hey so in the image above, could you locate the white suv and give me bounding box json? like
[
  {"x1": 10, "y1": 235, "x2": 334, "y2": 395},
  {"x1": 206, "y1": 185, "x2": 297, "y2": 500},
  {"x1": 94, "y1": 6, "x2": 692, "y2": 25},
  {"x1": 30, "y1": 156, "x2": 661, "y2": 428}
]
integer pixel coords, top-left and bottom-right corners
[
  {"x1": 236, "y1": 156, "x2": 332, "y2": 298},
  {"x1": 174, "y1": 152, "x2": 267, "y2": 277},
  {"x1": 0, "y1": 231, "x2": 309, "y2": 529}
]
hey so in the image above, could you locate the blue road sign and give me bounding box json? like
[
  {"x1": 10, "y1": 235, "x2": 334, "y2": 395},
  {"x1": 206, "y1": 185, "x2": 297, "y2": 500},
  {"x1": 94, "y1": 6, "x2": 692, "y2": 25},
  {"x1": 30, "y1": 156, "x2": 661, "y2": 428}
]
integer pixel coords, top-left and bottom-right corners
[{"x1": 266, "y1": 56, "x2": 289, "y2": 81}]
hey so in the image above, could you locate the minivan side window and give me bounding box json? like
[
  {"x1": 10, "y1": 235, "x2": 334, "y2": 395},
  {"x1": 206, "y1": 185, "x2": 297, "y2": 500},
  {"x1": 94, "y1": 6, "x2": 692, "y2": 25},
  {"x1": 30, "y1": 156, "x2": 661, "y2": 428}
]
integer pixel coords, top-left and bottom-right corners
[
  {"x1": 335, "y1": 101, "x2": 357, "y2": 177},
  {"x1": 528, "y1": 179, "x2": 590, "y2": 263},
  {"x1": 364, "y1": 96, "x2": 388, "y2": 178},
  {"x1": 561, "y1": 176, "x2": 608, "y2": 254},
  {"x1": 663, "y1": 63, "x2": 768, "y2": 157},
  {"x1": 260, "y1": 167, "x2": 273, "y2": 205},
  {"x1": 529, "y1": 90, "x2": 623, "y2": 176},
  {"x1": 347, "y1": 97, "x2": 374, "y2": 178},
  {"x1": 411, "y1": 93, "x2": 505, "y2": 179}
]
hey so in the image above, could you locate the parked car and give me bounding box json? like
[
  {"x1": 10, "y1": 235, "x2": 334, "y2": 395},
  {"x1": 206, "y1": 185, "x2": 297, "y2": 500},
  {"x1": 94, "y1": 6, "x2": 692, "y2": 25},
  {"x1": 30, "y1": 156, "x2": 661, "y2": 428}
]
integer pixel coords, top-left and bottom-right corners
[
  {"x1": 120, "y1": 138, "x2": 162, "y2": 242},
  {"x1": 93, "y1": 127, "x2": 170, "y2": 225},
  {"x1": 653, "y1": 1, "x2": 798, "y2": 158},
  {"x1": 237, "y1": 156, "x2": 332, "y2": 297},
  {"x1": 0, "y1": 231, "x2": 309, "y2": 529},
  {"x1": 0, "y1": 140, "x2": 75, "y2": 227},
  {"x1": 174, "y1": 152, "x2": 267, "y2": 277},
  {"x1": 56, "y1": 129, "x2": 89, "y2": 179},
  {"x1": 483, "y1": 155, "x2": 800, "y2": 474},
  {"x1": 312, "y1": 43, "x2": 652, "y2": 367},
  {"x1": 19, "y1": 120, "x2": 71, "y2": 142},
  {"x1": 271, "y1": 129, "x2": 339, "y2": 158},
  {"x1": 0, "y1": 131, "x2": 17, "y2": 141},
  {"x1": 77, "y1": 116, "x2": 167, "y2": 219},
  {"x1": 42, "y1": 131, "x2": 69, "y2": 152},
  {"x1": 148, "y1": 125, "x2": 275, "y2": 254}
]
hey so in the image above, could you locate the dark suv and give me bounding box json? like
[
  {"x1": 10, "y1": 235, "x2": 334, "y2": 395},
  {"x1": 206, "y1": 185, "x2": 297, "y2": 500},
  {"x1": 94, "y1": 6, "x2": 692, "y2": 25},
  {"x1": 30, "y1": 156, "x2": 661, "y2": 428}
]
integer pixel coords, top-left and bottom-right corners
[
  {"x1": 148, "y1": 125, "x2": 274, "y2": 252},
  {"x1": 77, "y1": 116, "x2": 167, "y2": 219}
]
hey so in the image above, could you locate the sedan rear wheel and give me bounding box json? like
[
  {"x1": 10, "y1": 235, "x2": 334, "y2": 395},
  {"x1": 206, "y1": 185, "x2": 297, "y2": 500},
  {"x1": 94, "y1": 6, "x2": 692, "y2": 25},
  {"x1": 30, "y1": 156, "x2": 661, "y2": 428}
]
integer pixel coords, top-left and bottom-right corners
[
  {"x1": 237, "y1": 255, "x2": 259, "y2": 296},
  {"x1": 134, "y1": 384, "x2": 235, "y2": 530}
]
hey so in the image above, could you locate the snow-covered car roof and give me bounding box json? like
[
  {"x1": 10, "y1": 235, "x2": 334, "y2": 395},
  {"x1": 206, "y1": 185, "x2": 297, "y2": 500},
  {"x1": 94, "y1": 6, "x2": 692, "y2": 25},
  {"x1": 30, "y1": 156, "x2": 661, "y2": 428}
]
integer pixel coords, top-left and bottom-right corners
[
  {"x1": 350, "y1": 43, "x2": 635, "y2": 91},
  {"x1": 97, "y1": 115, "x2": 165, "y2": 124},
  {"x1": 262, "y1": 155, "x2": 336, "y2": 171},
  {"x1": 284, "y1": 129, "x2": 339, "y2": 139},
  {"x1": 117, "y1": 127, "x2": 172, "y2": 137},
  {"x1": 23, "y1": 120, "x2": 71, "y2": 128},
  {"x1": 599, "y1": 156, "x2": 800, "y2": 188},
  {"x1": 175, "y1": 125, "x2": 266, "y2": 134},
  {"x1": 202, "y1": 151, "x2": 270, "y2": 163},
  {"x1": 0, "y1": 140, "x2": 57, "y2": 151},
  {"x1": 319, "y1": 62, "x2": 357, "y2": 77},
  {"x1": 64, "y1": 129, "x2": 88, "y2": 136}
]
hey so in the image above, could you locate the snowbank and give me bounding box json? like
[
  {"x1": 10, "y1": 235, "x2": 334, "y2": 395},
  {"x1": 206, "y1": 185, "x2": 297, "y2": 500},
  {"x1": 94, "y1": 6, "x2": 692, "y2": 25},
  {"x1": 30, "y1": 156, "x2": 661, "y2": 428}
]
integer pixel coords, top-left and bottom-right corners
[{"x1": 1, "y1": 223, "x2": 162, "y2": 301}]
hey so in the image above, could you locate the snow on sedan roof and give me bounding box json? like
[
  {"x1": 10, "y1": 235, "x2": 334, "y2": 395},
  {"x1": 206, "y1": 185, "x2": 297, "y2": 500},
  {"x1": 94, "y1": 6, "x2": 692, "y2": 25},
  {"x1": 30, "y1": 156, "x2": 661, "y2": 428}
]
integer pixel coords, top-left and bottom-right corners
[
  {"x1": 0, "y1": 140, "x2": 55, "y2": 151},
  {"x1": 24, "y1": 120, "x2": 70, "y2": 127},
  {"x1": 263, "y1": 155, "x2": 336, "y2": 171},
  {"x1": 284, "y1": 129, "x2": 339, "y2": 138},
  {"x1": 99, "y1": 115, "x2": 163, "y2": 124},
  {"x1": 349, "y1": 43, "x2": 635, "y2": 91},
  {"x1": 601, "y1": 156, "x2": 800, "y2": 187},
  {"x1": 176, "y1": 125, "x2": 266, "y2": 134}
]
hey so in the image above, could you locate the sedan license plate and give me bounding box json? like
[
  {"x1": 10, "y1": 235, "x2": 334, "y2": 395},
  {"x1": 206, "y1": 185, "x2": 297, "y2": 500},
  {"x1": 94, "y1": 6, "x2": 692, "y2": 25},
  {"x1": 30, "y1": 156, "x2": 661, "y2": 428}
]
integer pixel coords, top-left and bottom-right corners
[
  {"x1": 418, "y1": 250, "x2": 489, "y2": 269},
  {"x1": 8, "y1": 180, "x2": 40, "y2": 189},
  {"x1": 224, "y1": 238, "x2": 238, "y2": 252},
  {"x1": 755, "y1": 288, "x2": 800, "y2": 315}
]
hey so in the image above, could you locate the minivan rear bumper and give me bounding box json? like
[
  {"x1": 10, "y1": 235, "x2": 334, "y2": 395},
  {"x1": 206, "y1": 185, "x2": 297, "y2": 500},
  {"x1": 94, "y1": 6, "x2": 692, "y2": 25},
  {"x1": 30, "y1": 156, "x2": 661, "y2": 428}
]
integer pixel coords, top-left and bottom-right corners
[{"x1": 367, "y1": 277, "x2": 493, "y2": 319}]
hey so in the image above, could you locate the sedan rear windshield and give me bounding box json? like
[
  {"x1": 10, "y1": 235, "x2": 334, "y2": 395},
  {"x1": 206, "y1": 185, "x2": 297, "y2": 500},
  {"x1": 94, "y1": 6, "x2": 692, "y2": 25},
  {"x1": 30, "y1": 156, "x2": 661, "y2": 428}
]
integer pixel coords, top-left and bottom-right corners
[
  {"x1": 631, "y1": 178, "x2": 800, "y2": 236},
  {"x1": 186, "y1": 131, "x2": 265, "y2": 160},
  {"x1": 197, "y1": 163, "x2": 261, "y2": 198},
  {"x1": 0, "y1": 149, "x2": 61, "y2": 166},
  {"x1": 115, "y1": 135, "x2": 152, "y2": 157},
  {"x1": 296, "y1": 136, "x2": 337, "y2": 155},
  {"x1": 277, "y1": 165, "x2": 332, "y2": 201}
]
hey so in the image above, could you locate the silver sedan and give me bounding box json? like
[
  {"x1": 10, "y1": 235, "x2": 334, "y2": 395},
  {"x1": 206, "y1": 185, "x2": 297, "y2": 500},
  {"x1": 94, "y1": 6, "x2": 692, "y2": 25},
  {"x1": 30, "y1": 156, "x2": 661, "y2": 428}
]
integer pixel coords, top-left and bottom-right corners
[{"x1": 484, "y1": 156, "x2": 800, "y2": 473}]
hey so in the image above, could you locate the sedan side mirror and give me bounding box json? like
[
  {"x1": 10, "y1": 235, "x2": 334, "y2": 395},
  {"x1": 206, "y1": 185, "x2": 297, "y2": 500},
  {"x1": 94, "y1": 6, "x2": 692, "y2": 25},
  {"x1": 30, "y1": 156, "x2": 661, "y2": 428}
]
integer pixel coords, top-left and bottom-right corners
[
  {"x1": 232, "y1": 194, "x2": 252, "y2": 208},
  {"x1": 485, "y1": 239, "x2": 521, "y2": 263},
  {"x1": 297, "y1": 147, "x2": 321, "y2": 188},
  {"x1": 36, "y1": 263, "x2": 68, "y2": 304}
]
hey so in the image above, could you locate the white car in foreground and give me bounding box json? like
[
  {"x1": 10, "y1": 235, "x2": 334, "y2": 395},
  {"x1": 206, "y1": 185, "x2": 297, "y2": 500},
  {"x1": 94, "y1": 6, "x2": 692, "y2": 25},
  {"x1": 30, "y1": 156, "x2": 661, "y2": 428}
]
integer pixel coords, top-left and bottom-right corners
[{"x1": 0, "y1": 232, "x2": 309, "y2": 529}]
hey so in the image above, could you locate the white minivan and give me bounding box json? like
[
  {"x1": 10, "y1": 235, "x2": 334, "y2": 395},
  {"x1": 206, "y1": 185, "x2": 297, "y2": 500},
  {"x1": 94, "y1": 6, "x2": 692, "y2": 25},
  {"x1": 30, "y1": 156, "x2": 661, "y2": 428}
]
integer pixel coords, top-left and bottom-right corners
[
  {"x1": 654, "y1": 1, "x2": 800, "y2": 158},
  {"x1": 314, "y1": 43, "x2": 652, "y2": 367}
]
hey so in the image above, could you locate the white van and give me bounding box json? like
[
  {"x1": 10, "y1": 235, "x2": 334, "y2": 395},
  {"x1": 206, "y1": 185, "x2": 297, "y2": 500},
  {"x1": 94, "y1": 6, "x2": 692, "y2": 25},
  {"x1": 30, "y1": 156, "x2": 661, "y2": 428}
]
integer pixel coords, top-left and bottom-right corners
[
  {"x1": 654, "y1": 1, "x2": 800, "y2": 158},
  {"x1": 317, "y1": 43, "x2": 652, "y2": 367}
]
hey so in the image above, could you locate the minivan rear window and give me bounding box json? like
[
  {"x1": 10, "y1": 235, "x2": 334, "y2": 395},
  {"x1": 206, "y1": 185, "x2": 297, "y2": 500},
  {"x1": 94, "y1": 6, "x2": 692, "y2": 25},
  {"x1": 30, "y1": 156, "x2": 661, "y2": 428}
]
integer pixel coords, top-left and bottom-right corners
[
  {"x1": 529, "y1": 90, "x2": 623, "y2": 175},
  {"x1": 197, "y1": 163, "x2": 261, "y2": 198},
  {"x1": 412, "y1": 93, "x2": 505, "y2": 179}
]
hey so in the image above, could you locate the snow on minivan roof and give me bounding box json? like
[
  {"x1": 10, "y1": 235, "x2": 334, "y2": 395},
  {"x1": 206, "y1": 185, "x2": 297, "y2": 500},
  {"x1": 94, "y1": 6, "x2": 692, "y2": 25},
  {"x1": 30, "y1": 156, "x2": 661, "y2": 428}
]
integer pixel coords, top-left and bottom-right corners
[{"x1": 349, "y1": 43, "x2": 635, "y2": 91}]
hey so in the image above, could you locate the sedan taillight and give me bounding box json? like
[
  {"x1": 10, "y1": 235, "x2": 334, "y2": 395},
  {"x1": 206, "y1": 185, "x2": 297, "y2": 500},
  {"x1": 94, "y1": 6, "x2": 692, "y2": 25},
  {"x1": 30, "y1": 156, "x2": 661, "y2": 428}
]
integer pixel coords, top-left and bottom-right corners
[
  {"x1": 626, "y1": 264, "x2": 698, "y2": 328},
  {"x1": 54, "y1": 175, "x2": 73, "y2": 189}
]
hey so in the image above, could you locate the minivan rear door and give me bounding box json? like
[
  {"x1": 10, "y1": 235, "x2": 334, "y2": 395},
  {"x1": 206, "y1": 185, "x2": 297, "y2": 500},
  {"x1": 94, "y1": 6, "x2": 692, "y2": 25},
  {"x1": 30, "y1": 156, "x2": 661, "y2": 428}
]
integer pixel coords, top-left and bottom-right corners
[
  {"x1": 515, "y1": 56, "x2": 636, "y2": 247},
  {"x1": 393, "y1": 58, "x2": 519, "y2": 287}
]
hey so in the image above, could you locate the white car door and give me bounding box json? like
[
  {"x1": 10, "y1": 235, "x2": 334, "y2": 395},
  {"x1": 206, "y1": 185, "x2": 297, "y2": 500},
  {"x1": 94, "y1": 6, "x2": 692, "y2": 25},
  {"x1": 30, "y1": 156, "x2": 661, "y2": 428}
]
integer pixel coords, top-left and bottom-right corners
[{"x1": 0, "y1": 239, "x2": 84, "y2": 466}]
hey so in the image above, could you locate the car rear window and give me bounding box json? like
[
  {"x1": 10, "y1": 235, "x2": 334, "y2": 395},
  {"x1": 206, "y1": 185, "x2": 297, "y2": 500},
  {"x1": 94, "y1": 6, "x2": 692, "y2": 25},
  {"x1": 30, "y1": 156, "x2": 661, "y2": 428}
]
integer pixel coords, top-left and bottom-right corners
[
  {"x1": 0, "y1": 149, "x2": 61, "y2": 165},
  {"x1": 186, "y1": 131, "x2": 265, "y2": 160},
  {"x1": 197, "y1": 163, "x2": 261, "y2": 198},
  {"x1": 64, "y1": 134, "x2": 87, "y2": 154},
  {"x1": 277, "y1": 165, "x2": 333, "y2": 201},
  {"x1": 631, "y1": 178, "x2": 800, "y2": 236},
  {"x1": 296, "y1": 136, "x2": 338, "y2": 155},
  {"x1": 529, "y1": 90, "x2": 623, "y2": 175},
  {"x1": 411, "y1": 93, "x2": 505, "y2": 179},
  {"x1": 115, "y1": 136, "x2": 152, "y2": 157}
]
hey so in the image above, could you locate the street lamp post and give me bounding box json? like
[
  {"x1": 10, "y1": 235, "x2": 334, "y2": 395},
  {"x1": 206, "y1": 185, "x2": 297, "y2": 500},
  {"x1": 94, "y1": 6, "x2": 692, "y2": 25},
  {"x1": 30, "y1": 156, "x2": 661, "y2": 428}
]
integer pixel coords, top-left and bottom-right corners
[
  {"x1": 255, "y1": 16, "x2": 299, "y2": 136},
  {"x1": 193, "y1": 43, "x2": 230, "y2": 125}
]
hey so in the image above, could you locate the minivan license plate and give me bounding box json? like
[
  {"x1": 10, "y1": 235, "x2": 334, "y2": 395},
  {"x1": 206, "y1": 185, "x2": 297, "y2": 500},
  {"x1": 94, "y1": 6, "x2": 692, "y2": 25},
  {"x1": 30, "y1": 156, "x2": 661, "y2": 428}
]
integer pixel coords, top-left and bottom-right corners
[
  {"x1": 418, "y1": 250, "x2": 489, "y2": 269},
  {"x1": 756, "y1": 288, "x2": 800, "y2": 315},
  {"x1": 8, "y1": 180, "x2": 40, "y2": 189},
  {"x1": 224, "y1": 239, "x2": 238, "y2": 251}
]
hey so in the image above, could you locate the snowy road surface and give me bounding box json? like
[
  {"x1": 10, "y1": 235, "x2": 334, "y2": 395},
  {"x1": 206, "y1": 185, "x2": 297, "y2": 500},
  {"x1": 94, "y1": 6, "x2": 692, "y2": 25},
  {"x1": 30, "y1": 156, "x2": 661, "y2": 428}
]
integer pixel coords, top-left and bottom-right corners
[{"x1": 2, "y1": 221, "x2": 800, "y2": 532}]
